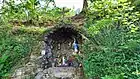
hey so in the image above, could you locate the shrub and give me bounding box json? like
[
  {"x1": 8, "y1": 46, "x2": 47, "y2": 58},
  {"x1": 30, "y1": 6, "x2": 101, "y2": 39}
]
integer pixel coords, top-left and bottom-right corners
[
  {"x1": 82, "y1": 24, "x2": 140, "y2": 78},
  {"x1": 0, "y1": 26, "x2": 38, "y2": 78}
]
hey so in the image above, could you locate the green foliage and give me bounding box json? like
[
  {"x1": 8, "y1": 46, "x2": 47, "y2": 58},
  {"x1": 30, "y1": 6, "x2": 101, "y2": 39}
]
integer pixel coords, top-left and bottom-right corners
[
  {"x1": 0, "y1": 0, "x2": 73, "y2": 26},
  {"x1": 87, "y1": 0, "x2": 140, "y2": 27},
  {"x1": 88, "y1": 19, "x2": 113, "y2": 35},
  {"x1": 83, "y1": 0, "x2": 140, "y2": 77},
  {"x1": 0, "y1": 0, "x2": 140, "y2": 79},
  {"x1": 82, "y1": 24, "x2": 140, "y2": 78},
  {"x1": 0, "y1": 26, "x2": 40, "y2": 78},
  {"x1": 133, "y1": 0, "x2": 140, "y2": 11},
  {"x1": 102, "y1": 74, "x2": 124, "y2": 79}
]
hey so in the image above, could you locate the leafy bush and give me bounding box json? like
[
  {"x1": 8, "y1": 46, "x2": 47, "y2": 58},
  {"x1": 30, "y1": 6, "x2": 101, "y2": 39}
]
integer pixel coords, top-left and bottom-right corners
[
  {"x1": 86, "y1": 0, "x2": 140, "y2": 29},
  {"x1": 0, "y1": 26, "x2": 39, "y2": 78},
  {"x1": 82, "y1": 24, "x2": 140, "y2": 78},
  {"x1": 82, "y1": 1, "x2": 140, "y2": 78}
]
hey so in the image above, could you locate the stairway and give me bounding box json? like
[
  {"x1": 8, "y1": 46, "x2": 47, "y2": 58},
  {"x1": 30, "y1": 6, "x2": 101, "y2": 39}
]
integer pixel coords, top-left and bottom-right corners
[{"x1": 35, "y1": 67, "x2": 82, "y2": 79}]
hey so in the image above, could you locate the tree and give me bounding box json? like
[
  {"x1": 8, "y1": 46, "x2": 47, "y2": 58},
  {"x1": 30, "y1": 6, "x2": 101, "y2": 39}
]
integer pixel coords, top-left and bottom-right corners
[{"x1": 81, "y1": 0, "x2": 88, "y2": 14}]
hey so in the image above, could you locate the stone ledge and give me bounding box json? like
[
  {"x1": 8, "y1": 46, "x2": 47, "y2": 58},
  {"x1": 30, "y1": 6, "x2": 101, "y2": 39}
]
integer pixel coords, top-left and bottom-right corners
[{"x1": 47, "y1": 67, "x2": 78, "y2": 78}]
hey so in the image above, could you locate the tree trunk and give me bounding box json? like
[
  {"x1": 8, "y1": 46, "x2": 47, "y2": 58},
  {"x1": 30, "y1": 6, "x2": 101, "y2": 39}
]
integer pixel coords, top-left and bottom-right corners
[{"x1": 81, "y1": 0, "x2": 88, "y2": 14}]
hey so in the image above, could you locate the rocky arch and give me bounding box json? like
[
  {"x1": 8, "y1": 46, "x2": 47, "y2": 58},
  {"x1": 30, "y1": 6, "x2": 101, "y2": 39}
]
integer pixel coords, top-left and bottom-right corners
[{"x1": 42, "y1": 24, "x2": 83, "y2": 68}]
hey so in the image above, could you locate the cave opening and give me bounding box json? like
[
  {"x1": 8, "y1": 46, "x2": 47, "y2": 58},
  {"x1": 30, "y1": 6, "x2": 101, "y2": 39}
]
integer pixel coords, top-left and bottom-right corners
[{"x1": 42, "y1": 25, "x2": 82, "y2": 68}]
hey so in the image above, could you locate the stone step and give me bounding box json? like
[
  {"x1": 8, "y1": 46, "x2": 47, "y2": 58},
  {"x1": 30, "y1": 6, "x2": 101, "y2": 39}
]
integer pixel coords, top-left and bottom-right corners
[{"x1": 47, "y1": 67, "x2": 82, "y2": 78}]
